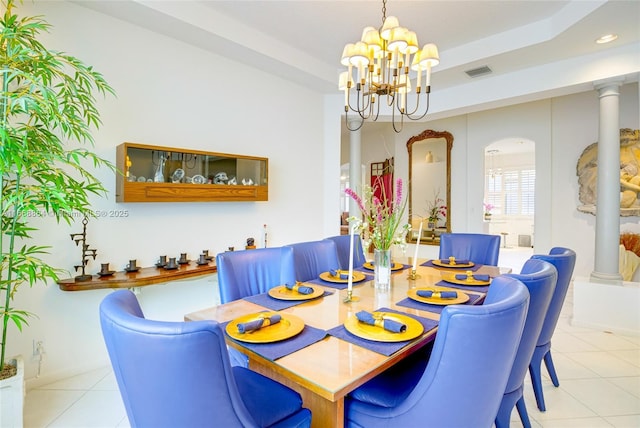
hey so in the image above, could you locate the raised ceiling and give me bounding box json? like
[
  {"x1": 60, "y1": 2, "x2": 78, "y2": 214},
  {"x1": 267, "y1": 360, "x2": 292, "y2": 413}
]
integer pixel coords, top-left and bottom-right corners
[{"x1": 75, "y1": 1, "x2": 639, "y2": 92}]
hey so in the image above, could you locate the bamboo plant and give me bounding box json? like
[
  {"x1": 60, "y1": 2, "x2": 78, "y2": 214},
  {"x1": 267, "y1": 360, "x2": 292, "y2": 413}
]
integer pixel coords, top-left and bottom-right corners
[{"x1": 0, "y1": 0, "x2": 115, "y2": 379}]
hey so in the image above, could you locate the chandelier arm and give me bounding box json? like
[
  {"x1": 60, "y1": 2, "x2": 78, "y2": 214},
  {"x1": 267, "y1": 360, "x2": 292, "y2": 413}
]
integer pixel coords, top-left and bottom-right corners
[
  {"x1": 356, "y1": 88, "x2": 374, "y2": 120},
  {"x1": 405, "y1": 89, "x2": 431, "y2": 121},
  {"x1": 370, "y1": 95, "x2": 381, "y2": 122},
  {"x1": 404, "y1": 94, "x2": 421, "y2": 117},
  {"x1": 391, "y1": 102, "x2": 404, "y2": 133},
  {"x1": 346, "y1": 84, "x2": 371, "y2": 118},
  {"x1": 345, "y1": 109, "x2": 365, "y2": 131},
  {"x1": 403, "y1": 87, "x2": 424, "y2": 117}
]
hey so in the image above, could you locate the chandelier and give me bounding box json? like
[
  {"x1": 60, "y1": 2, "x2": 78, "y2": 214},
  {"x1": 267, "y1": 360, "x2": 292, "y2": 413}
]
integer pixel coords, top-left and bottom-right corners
[
  {"x1": 487, "y1": 149, "x2": 502, "y2": 178},
  {"x1": 339, "y1": 0, "x2": 439, "y2": 133}
]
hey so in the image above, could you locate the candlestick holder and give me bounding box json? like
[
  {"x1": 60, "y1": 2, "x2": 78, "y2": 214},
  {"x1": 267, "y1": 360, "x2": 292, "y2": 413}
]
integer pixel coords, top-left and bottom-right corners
[
  {"x1": 407, "y1": 269, "x2": 421, "y2": 280},
  {"x1": 343, "y1": 289, "x2": 360, "y2": 303},
  {"x1": 70, "y1": 216, "x2": 97, "y2": 282}
]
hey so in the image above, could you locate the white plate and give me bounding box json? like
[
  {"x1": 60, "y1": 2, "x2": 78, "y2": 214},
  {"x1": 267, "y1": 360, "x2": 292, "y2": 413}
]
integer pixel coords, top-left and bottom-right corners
[{"x1": 192, "y1": 174, "x2": 206, "y2": 184}]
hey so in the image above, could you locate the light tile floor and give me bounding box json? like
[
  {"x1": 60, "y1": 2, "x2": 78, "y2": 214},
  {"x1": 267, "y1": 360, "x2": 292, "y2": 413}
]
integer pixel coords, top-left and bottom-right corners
[{"x1": 23, "y1": 248, "x2": 640, "y2": 427}]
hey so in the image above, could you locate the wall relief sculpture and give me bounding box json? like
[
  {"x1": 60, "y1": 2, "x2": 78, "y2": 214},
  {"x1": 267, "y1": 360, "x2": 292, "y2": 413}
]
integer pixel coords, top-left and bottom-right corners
[{"x1": 577, "y1": 128, "x2": 640, "y2": 216}]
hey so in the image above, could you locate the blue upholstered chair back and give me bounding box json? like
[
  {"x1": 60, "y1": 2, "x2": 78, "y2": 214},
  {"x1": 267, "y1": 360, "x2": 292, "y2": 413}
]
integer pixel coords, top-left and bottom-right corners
[
  {"x1": 527, "y1": 247, "x2": 577, "y2": 412},
  {"x1": 494, "y1": 258, "x2": 557, "y2": 427},
  {"x1": 438, "y1": 232, "x2": 501, "y2": 265},
  {"x1": 99, "y1": 290, "x2": 311, "y2": 428},
  {"x1": 324, "y1": 234, "x2": 367, "y2": 270},
  {"x1": 503, "y1": 258, "x2": 557, "y2": 392},
  {"x1": 345, "y1": 276, "x2": 529, "y2": 428},
  {"x1": 216, "y1": 247, "x2": 296, "y2": 304},
  {"x1": 285, "y1": 240, "x2": 340, "y2": 282},
  {"x1": 531, "y1": 247, "x2": 576, "y2": 346}
]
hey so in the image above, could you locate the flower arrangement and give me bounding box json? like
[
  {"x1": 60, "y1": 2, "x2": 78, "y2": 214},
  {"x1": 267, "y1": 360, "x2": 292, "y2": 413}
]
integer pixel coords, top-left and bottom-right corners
[
  {"x1": 345, "y1": 178, "x2": 410, "y2": 251},
  {"x1": 426, "y1": 191, "x2": 447, "y2": 225},
  {"x1": 484, "y1": 202, "x2": 495, "y2": 215}
]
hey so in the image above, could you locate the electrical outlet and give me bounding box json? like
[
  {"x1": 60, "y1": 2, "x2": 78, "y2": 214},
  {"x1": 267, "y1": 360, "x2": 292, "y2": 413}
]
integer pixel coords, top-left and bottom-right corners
[{"x1": 33, "y1": 339, "x2": 44, "y2": 356}]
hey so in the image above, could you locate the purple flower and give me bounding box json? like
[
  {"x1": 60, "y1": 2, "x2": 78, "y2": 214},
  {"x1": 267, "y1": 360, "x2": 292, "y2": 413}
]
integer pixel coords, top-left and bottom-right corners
[
  {"x1": 345, "y1": 188, "x2": 366, "y2": 212},
  {"x1": 395, "y1": 178, "x2": 403, "y2": 208}
]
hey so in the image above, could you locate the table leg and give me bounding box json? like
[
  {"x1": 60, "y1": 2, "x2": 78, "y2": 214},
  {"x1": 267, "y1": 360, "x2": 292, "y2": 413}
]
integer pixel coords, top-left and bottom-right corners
[{"x1": 248, "y1": 361, "x2": 344, "y2": 428}]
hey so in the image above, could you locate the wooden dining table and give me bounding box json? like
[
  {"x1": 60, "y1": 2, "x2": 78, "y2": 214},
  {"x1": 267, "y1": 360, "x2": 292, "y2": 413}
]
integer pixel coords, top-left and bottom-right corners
[{"x1": 184, "y1": 259, "x2": 507, "y2": 428}]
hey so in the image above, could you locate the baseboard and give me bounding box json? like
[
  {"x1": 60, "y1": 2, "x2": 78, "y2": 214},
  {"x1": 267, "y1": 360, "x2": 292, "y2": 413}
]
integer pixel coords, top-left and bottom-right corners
[{"x1": 25, "y1": 359, "x2": 111, "y2": 391}]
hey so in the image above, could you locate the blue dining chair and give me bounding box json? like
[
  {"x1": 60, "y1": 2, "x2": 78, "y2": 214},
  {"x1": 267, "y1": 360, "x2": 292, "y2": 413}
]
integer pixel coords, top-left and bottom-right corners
[
  {"x1": 495, "y1": 258, "x2": 558, "y2": 428},
  {"x1": 285, "y1": 239, "x2": 341, "y2": 282},
  {"x1": 100, "y1": 290, "x2": 312, "y2": 428},
  {"x1": 439, "y1": 232, "x2": 501, "y2": 265},
  {"x1": 325, "y1": 234, "x2": 367, "y2": 270},
  {"x1": 344, "y1": 276, "x2": 529, "y2": 428},
  {"x1": 216, "y1": 247, "x2": 296, "y2": 304},
  {"x1": 528, "y1": 247, "x2": 577, "y2": 411}
]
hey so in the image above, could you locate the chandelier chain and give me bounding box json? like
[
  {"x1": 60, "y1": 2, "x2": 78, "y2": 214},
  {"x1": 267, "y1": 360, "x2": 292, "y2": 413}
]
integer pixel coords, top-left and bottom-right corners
[{"x1": 381, "y1": 0, "x2": 387, "y2": 25}]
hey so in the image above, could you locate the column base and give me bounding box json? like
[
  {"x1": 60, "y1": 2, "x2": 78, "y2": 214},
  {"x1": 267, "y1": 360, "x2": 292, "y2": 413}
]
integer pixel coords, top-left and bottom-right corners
[
  {"x1": 590, "y1": 271, "x2": 623, "y2": 282},
  {"x1": 573, "y1": 276, "x2": 640, "y2": 336}
]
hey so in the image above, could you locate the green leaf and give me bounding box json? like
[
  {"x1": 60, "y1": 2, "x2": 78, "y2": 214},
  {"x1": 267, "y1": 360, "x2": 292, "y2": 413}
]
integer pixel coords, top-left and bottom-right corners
[{"x1": 0, "y1": 0, "x2": 116, "y2": 369}]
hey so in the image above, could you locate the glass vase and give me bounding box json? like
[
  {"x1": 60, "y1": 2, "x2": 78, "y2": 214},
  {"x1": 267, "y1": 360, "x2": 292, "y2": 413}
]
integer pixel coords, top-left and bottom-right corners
[{"x1": 374, "y1": 248, "x2": 392, "y2": 290}]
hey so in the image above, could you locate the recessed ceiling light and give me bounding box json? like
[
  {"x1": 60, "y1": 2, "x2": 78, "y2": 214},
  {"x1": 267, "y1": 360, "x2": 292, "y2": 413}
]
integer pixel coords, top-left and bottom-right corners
[{"x1": 596, "y1": 34, "x2": 618, "y2": 44}]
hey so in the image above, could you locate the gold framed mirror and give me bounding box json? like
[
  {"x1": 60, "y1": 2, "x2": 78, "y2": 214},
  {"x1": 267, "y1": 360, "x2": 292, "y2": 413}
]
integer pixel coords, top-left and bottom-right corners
[{"x1": 406, "y1": 130, "x2": 453, "y2": 245}]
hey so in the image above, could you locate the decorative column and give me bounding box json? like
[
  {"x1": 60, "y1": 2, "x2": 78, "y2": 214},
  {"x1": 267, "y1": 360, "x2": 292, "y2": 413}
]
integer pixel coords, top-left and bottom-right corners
[
  {"x1": 591, "y1": 80, "x2": 623, "y2": 281},
  {"x1": 348, "y1": 118, "x2": 362, "y2": 218}
]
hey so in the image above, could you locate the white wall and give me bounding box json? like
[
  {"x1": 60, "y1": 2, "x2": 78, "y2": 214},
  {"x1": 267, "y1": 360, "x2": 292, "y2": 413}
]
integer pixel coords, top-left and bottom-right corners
[{"x1": 9, "y1": 1, "x2": 332, "y2": 384}]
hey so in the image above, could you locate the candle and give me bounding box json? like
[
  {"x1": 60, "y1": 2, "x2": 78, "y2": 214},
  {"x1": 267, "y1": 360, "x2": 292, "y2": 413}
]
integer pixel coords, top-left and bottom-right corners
[
  {"x1": 412, "y1": 221, "x2": 423, "y2": 271},
  {"x1": 263, "y1": 224, "x2": 268, "y2": 248},
  {"x1": 347, "y1": 224, "x2": 355, "y2": 293}
]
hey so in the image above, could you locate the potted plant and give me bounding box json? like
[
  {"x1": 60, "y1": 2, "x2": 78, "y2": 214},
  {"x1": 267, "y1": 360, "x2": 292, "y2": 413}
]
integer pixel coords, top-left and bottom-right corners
[
  {"x1": 0, "y1": 0, "x2": 115, "y2": 416},
  {"x1": 484, "y1": 202, "x2": 495, "y2": 220},
  {"x1": 426, "y1": 190, "x2": 447, "y2": 230}
]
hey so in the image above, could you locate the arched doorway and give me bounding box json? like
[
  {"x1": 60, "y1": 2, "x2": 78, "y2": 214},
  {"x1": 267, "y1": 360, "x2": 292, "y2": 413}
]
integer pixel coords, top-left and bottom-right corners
[{"x1": 483, "y1": 138, "x2": 535, "y2": 256}]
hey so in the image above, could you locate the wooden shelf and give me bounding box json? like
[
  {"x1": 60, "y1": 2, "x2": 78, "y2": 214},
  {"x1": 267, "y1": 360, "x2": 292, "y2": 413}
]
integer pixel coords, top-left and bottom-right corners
[
  {"x1": 57, "y1": 261, "x2": 217, "y2": 291},
  {"x1": 116, "y1": 142, "x2": 268, "y2": 203}
]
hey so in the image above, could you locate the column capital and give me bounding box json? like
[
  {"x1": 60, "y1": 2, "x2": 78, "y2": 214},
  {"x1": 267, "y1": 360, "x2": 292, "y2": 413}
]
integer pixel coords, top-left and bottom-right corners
[
  {"x1": 593, "y1": 76, "x2": 625, "y2": 92},
  {"x1": 347, "y1": 117, "x2": 363, "y2": 130}
]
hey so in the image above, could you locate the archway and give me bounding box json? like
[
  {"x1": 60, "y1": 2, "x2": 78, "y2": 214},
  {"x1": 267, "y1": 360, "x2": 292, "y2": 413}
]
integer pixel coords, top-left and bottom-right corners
[{"x1": 483, "y1": 138, "x2": 536, "y2": 256}]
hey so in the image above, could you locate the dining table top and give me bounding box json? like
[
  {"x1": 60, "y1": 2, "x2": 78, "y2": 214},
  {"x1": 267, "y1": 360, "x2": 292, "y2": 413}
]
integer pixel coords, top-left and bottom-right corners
[{"x1": 184, "y1": 258, "x2": 508, "y2": 428}]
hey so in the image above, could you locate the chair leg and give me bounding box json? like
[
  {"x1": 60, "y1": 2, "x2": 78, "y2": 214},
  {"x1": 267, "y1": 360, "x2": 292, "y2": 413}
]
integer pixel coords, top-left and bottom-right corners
[
  {"x1": 528, "y1": 361, "x2": 546, "y2": 412},
  {"x1": 495, "y1": 389, "x2": 520, "y2": 428},
  {"x1": 529, "y1": 346, "x2": 547, "y2": 412},
  {"x1": 544, "y1": 350, "x2": 560, "y2": 387},
  {"x1": 515, "y1": 396, "x2": 532, "y2": 428}
]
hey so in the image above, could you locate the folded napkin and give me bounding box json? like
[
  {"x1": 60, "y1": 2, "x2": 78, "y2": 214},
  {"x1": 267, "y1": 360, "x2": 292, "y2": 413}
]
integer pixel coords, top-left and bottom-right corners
[
  {"x1": 285, "y1": 282, "x2": 314, "y2": 295},
  {"x1": 417, "y1": 290, "x2": 458, "y2": 299},
  {"x1": 355, "y1": 310, "x2": 406, "y2": 333},
  {"x1": 455, "y1": 273, "x2": 490, "y2": 281},
  {"x1": 440, "y1": 258, "x2": 470, "y2": 265},
  {"x1": 329, "y1": 269, "x2": 350, "y2": 280},
  {"x1": 237, "y1": 313, "x2": 282, "y2": 334}
]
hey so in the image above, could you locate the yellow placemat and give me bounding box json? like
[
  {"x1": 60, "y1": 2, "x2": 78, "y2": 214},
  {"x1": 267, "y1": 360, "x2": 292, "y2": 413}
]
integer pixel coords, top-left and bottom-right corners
[
  {"x1": 344, "y1": 312, "x2": 424, "y2": 342},
  {"x1": 408, "y1": 287, "x2": 470, "y2": 305},
  {"x1": 267, "y1": 285, "x2": 325, "y2": 301},
  {"x1": 226, "y1": 313, "x2": 305, "y2": 343},
  {"x1": 319, "y1": 270, "x2": 366, "y2": 283},
  {"x1": 441, "y1": 272, "x2": 491, "y2": 286},
  {"x1": 362, "y1": 262, "x2": 404, "y2": 271}
]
